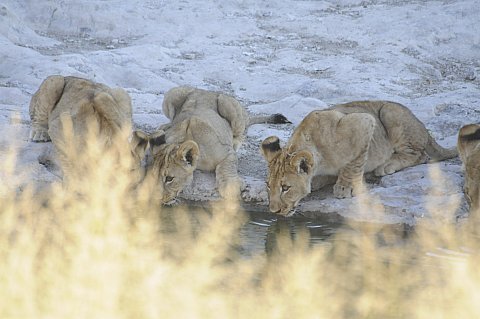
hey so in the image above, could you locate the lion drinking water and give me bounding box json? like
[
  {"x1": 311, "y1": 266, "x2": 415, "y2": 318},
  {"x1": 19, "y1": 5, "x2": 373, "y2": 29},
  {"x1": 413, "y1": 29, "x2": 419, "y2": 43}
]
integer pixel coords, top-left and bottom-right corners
[
  {"x1": 261, "y1": 101, "x2": 458, "y2": 216},
  {"x1": 156, "y1": 86, "x2": 290, "y2": 199},
  {"x1": 29, "y1": 76, "x2": 204, "y2": 205},
  {"x1": 140, "y1": 130, "x2": 199, "y2": 205}
]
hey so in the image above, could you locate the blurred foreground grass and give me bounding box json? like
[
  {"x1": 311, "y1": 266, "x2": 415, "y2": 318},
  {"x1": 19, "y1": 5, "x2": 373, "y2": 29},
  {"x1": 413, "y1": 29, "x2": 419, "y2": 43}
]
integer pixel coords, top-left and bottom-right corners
[{"x1": 1, "y1": 142, "x2": 479, "y2": 319}]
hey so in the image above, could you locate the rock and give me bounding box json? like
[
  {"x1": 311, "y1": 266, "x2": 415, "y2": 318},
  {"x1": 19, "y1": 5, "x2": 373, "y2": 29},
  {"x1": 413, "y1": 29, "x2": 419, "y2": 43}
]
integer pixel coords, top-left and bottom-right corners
[{"x1": 465, "y1": 68, "x2": 476, "y2": 81}]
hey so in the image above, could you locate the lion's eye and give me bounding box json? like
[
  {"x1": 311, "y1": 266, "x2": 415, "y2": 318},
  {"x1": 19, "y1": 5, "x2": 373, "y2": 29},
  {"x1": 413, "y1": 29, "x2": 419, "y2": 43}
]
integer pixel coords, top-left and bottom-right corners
[
  {"x1": 165, "y1": 176, "x2": 174, "y2": 183},
  {"x1": 281, "y1": 184, "x2": 290, "y2": 192}
]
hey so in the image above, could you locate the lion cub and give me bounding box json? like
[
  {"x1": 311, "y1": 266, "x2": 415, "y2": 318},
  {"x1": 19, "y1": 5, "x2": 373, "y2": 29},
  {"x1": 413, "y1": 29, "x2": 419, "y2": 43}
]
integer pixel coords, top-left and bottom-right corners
[
  {"x1": 458, "y1": 124, "x2": 480, "y2": 215},
  {"x1": 141, "y1": 130, "x2": 199, "y2": 205},
  {"x1": 159, "y1": 86, "x2": 290, "y2": 199},
  {"x1": 29, "y1": 75, "x2": 149, "y2": 185},
  {"x1": 261, "y1": 101, "x2": 458, "y2": 216}
]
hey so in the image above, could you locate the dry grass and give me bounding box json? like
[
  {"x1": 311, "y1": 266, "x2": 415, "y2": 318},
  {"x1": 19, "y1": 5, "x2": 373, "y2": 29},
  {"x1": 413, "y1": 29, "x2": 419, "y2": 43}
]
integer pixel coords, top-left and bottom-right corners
[{"x1": 1, "y1": 135, "x2": 479, "y2": 319}]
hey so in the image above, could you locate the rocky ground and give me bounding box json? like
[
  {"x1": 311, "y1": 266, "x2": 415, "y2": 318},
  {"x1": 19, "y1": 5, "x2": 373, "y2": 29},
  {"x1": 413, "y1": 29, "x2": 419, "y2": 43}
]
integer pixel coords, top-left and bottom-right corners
[{"x1": 1, "y1": 0, "x2": 479, "y2": 224}]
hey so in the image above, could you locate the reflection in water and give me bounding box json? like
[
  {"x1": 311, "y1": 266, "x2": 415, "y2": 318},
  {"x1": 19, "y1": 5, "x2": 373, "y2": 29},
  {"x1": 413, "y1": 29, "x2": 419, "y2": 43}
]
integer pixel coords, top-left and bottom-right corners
[
  {"x1": 240, "y1": 211, "x2": 342, "y2": 257},
  {"x1": 162, "y1": 203, "x2": 420, "y2": 261},
  {"x1": 165, "y1": 202, "x2": 476, "y2": 273},
  {"x1": 244, "y1": 210, "x2": 422, "y2": 263},
  {"x1": 160, "y1": 204, "x2": 344, "y2": 257},
  {"x1": 134, "y1": 201, "x2": 478, "y2": 318}
]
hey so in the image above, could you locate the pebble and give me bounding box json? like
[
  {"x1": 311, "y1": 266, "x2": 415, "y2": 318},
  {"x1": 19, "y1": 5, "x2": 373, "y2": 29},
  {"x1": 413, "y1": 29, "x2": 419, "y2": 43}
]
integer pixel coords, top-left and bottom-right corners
[{"x1": 465, "y1": 68, "x2": 476, "y2": 81}]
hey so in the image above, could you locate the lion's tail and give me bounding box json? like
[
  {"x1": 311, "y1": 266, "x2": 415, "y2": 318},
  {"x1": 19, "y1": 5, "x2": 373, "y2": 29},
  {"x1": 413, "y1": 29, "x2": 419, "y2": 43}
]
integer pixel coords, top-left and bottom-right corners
[
  {"x1": 426, "y1": 135, "x2": 458, "y2": 162},
  {"x1": 247, "y1": 113, "x2": 292, "y2": 127}
]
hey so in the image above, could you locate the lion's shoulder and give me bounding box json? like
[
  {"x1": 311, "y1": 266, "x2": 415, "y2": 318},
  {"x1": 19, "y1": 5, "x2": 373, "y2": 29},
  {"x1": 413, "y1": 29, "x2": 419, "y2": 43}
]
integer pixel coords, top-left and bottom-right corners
[{"x1": 458, "y1": 124, "x2": 480, "y2": 164}]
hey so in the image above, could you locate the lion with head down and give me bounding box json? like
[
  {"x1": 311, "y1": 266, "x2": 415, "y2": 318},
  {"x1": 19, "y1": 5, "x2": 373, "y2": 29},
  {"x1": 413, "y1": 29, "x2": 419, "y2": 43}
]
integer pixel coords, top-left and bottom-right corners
[
  {"x1": 29, "y1": 75, "x2": 151, "y2": 185},
  {"x1": 155, "y1": 86, "x2": 290, "y2": 200},
  {"x1": 261, "y1": 100, "x2": 458, "y2": 216},
  {"x1": 29, "y1": 76, "x2": 202, "y2": 205},
  {"x1": 141, "y1": 130, "x2": 199, "y2": 205}
]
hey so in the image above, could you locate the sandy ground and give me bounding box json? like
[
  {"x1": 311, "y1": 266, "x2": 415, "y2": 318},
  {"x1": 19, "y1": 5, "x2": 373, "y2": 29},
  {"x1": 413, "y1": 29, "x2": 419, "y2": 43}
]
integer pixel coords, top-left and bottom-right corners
[{"x1": 1, "y1": 0, "x2": 479, "y2": 224}]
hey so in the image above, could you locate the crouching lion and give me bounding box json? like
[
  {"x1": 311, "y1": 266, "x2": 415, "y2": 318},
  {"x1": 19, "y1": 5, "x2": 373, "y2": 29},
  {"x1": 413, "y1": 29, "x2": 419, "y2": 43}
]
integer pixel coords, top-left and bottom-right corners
[
  {"x1": 261, "y1": 100, "x2": 458, "y2": 216},
  {"x1": 29, "y1": 75, "x2": 150, "y2": 185},
  {"x1": 458, "y1": 124, "x2": 480, "y2": 215},
  {"x1": 156, "y1": 86, "x2": 290, "y2": 199},
  {"x1": 140, "y1": 130, "x2": 200, "y2": 205}
]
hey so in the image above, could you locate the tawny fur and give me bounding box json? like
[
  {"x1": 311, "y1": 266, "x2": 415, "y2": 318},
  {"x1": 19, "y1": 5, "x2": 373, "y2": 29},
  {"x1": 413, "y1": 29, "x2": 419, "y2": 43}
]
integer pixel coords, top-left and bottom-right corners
[
  {"x1": 29, "y1": 75, "x2": 148, "y2": 184},
  {"x1": 142, "y1": 132, "x2": 199, "y2": 204},
  {"x1": 261, "y1": 101, "x2": 458, "y2": 216},
  {"x1": 458, "y1": 124, "x2": 480, "y2": 215},
  {"x1": 158, "y1": 86, "x2": 289, "y2": 199}
]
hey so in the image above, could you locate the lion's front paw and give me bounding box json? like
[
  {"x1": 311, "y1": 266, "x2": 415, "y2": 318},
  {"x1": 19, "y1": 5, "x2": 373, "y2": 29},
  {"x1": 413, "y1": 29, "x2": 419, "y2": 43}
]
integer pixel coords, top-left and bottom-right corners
[
  {"x1": 30, "y1": 128, "x2": 50, "y2": 142},
  {"x1": 333, "y1": 183, "x2": 353, "y2": 199},
  {"x1": 218, "y1": 178, "x2": 243, "y2": 200},
  {"x1": 374, "y1": 164, "x2": 395, "y2": 177}
]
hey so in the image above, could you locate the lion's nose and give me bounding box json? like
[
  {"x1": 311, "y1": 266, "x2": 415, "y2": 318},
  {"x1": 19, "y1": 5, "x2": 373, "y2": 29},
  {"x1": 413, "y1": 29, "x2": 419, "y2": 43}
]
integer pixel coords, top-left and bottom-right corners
[{"x1": 269, "y1": 202, "x2": 282, "y2": 214}]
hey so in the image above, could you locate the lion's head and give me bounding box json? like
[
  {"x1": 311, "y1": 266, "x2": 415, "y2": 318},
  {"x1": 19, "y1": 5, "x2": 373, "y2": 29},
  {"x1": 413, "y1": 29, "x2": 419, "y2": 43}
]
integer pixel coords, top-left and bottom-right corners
[
  {"x1": 260, "y1": 136, "x2": 314, "y2": 216},
  {"x1": 144, "y1": 131, "x2": 199, "y2": 204}
]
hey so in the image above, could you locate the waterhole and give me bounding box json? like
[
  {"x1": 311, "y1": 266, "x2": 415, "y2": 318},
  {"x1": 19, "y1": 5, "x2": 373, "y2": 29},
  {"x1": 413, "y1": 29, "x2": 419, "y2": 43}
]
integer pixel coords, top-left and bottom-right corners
[{"x1": 158, "y1": 202, "x2": 475, "y2": 265}]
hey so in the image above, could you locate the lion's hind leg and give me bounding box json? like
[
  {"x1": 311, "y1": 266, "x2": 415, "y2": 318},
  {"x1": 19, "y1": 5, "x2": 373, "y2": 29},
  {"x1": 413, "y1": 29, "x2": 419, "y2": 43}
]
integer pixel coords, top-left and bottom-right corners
[
  {"x1": 93, "y1": 90, "x2": 131, "y2": 134},
  {"x1": 374, "y1": 104, "x2": 428, "y2": 176},
  {"x1": 162, "y1": 86, "x2": 195, "y2": 120},
  {"x1": 217, "y1": 94, "x2": 247, "y2": 151},
  {"x1": 108, "y1": 88, "x2": 132, "y2": 119},
  {"x1": 29, "y1": 75, "x2": 65, "y2": 142},
  {"x1": 373, "y1": 142, "x2": 427, "y2": 177}
]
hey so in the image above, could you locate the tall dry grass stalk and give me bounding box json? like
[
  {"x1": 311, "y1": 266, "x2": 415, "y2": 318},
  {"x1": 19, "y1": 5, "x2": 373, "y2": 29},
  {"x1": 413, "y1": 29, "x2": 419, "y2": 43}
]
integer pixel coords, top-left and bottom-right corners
[{"x1": 1, "y1": 133, "x2": 479, "y2": 319}]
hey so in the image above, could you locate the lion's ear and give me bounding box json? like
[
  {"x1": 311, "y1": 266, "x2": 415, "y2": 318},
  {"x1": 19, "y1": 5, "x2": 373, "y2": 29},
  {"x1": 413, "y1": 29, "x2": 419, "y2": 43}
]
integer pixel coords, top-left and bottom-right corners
[
  {"x1": 176, "y1": 140, "x2": 199, "y2": 171},
  {"x1": 149, "y1": 130, "x2": 167, "y2": 156},
  {"x1": 292, "y1": 150, "x2": 314, "y2": 175},
  {"x1": 130, "y1": 130, "x2": 150, "y2": 159},
  {"x1": 261, "y1": 136, "x2": 282, "y2": 162}
]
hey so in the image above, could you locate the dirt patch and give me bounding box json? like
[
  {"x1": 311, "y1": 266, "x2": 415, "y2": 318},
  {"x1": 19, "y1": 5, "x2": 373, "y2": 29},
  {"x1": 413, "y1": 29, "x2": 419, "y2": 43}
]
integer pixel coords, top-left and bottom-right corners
[{"x1": 30, "y1": 31, "x2": 136, "y2": 55}]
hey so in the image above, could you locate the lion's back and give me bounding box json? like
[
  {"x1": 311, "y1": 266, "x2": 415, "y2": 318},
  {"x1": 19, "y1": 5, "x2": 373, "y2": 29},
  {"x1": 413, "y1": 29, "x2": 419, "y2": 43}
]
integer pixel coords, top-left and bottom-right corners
[
  {"x1": 49, "y1": 77, "x2": 131, "y2": 152},
  {"x1": 164, "y1": 86, "x2": 247, "y2": 157}
]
